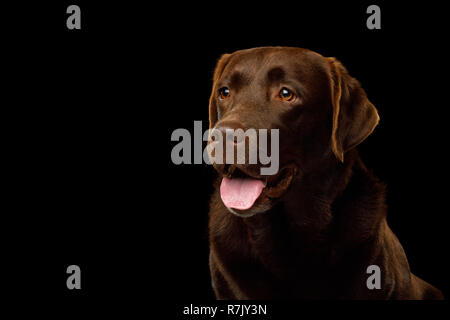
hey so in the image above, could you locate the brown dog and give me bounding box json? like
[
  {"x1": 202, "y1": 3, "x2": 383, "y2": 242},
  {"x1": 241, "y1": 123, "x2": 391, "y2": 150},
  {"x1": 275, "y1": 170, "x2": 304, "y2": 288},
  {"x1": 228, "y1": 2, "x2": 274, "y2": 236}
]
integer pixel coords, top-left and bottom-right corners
[{"x1": 207, "y1": 47, "x2": 443, "y2": 299}]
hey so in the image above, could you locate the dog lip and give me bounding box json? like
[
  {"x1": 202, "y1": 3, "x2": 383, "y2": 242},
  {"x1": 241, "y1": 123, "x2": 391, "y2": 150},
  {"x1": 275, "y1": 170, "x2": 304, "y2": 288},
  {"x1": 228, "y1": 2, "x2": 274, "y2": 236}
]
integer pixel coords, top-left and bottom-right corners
[
  {"x1": 222, "y1": 164, "x2": 262, "y2": 180},
  {"x1": 218, "y1": 164, "x2": 297, "y2": 217},
  {"x1": 264, "y1": 165, "x2": 297, "y2": 198},
  {"x1": 222, "y1": 164, "x2": 297, "y2": 198}
]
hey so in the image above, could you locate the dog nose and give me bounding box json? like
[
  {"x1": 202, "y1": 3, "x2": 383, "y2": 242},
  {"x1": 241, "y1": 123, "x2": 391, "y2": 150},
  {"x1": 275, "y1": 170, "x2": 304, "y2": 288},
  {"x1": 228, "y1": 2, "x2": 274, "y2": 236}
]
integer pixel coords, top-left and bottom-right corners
[{"x1": 215, "y1": 123, "x2": 246, "y2": 145}]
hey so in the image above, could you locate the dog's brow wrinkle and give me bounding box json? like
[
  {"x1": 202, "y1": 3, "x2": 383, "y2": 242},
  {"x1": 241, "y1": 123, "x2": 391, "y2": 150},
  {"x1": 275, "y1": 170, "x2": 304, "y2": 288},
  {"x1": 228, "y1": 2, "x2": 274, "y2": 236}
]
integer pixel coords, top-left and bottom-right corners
[
  {"x1": 267, "y1": 67, "x2": 285, "y2": 82},
  {"x1": 230, "y1": 71, "x2": 247, "y2": 89}
]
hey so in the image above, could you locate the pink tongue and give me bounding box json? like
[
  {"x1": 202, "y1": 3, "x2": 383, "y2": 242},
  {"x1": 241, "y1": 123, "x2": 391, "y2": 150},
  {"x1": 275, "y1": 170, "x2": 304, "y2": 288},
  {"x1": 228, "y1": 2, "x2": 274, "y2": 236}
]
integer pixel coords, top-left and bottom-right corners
[{"x1": 220, "y1": 177, "x2": 265, "y2": 210}]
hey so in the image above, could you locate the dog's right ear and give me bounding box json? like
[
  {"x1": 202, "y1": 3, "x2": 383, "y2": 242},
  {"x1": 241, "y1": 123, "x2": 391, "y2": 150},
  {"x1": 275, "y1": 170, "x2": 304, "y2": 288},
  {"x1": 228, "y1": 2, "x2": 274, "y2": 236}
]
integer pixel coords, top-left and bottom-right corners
[{"x1": 209, "y1": 54, "x2": 231, "y2": 129}]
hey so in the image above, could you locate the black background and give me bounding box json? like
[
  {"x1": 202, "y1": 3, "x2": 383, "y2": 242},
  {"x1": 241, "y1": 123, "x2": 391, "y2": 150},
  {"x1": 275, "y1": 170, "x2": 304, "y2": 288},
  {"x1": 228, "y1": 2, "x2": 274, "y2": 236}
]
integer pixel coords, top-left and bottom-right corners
[{"x1": 4, "y1": 0, "x2": 449, "y2": 315}]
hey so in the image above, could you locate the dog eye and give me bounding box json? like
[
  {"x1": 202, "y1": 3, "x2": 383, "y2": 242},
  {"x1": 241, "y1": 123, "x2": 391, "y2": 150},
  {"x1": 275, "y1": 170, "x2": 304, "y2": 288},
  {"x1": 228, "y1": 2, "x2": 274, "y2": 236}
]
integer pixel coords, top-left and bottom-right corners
[
  {"x1": 218, "y1": 87, "x2": 230, "y2": 99},
  {"x1": 279, "y1": 88, "x2": 295, "y2": 102}
]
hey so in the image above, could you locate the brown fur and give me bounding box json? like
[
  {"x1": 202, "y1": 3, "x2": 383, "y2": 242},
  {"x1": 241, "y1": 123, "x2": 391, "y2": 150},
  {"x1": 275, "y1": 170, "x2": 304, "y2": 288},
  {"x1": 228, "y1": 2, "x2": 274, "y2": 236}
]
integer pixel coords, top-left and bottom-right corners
[{"x1": 207, "y1": 47, "x2": 444, "y2": 299}]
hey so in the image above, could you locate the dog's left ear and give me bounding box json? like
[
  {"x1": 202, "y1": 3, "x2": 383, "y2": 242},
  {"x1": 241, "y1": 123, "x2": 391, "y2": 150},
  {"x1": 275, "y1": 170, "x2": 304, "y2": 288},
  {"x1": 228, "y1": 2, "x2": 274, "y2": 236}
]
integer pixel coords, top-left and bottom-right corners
[{"x1": 327, "y1": 57, "x2": 380, "y2": 162}]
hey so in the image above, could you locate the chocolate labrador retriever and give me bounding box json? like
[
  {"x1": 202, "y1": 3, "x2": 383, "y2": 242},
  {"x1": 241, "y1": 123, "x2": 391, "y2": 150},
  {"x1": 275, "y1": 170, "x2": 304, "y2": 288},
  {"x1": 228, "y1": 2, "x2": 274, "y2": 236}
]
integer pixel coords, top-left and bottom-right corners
[{"x1": 207, "y1": 47, "x2": 443, "y2": 299}]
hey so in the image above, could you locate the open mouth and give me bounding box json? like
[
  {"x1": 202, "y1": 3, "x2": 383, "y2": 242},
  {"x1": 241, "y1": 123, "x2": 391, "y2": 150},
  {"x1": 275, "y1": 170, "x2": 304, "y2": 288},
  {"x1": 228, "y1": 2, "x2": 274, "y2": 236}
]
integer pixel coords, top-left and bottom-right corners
[{"x1": 219, "y1": 164, "x2": 297, "y2": 212}]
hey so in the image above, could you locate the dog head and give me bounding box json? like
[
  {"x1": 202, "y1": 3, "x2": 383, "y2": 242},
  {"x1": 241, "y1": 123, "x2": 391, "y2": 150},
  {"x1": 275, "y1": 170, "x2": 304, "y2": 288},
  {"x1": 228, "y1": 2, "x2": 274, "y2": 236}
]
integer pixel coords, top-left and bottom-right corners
[{"x1": 208, "y1": 47, "x2": 379, "y2": 217}]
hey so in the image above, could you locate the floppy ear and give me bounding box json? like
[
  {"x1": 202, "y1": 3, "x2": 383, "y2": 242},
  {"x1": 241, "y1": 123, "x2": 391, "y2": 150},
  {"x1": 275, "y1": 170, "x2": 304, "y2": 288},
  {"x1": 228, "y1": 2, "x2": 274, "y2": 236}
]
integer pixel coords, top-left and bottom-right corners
[
  {"x1": 209, "y1": 54, "x2": 231, "y2": 129},
  {"x1": 327, "y1": 57, "x2": 380, "y2": 162}
]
